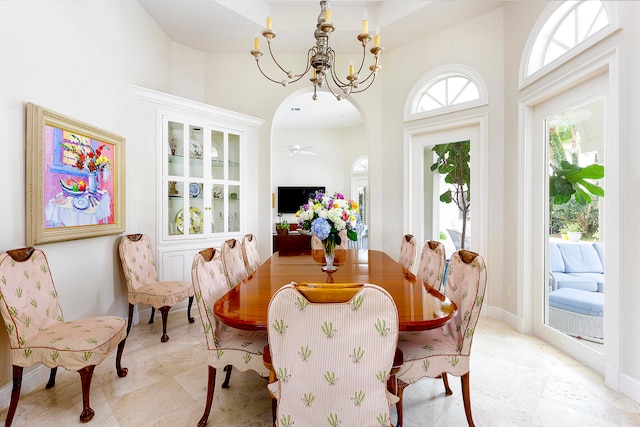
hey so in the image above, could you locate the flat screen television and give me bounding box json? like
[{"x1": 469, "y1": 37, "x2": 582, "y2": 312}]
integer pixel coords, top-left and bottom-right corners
[{"x1": 277, "y1": 186, "x2": 325, "y2": 214}]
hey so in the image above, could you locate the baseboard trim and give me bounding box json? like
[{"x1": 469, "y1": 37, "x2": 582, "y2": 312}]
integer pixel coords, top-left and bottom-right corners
[
  {"x1": 620, "y1": 373, "x2": 640, "y2": 404},
  {"x1": 0, "y1": 364, "x2": 50, "y2": 412}
]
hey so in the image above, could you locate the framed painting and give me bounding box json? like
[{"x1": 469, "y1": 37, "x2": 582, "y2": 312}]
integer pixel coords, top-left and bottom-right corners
[{"x1": 26, "y1": 103, "x2": 126, "y2": 245}]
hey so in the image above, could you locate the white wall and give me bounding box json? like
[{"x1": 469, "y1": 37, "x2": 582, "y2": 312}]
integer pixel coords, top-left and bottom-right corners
[{"x1": 0, "y1": 0, "x2": 174, "y2": 391}]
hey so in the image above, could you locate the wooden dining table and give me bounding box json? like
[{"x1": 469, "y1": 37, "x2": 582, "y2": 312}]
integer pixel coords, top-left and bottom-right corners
[{"x1": 214, "y1": 249, "x2": 457, "y2": 332}]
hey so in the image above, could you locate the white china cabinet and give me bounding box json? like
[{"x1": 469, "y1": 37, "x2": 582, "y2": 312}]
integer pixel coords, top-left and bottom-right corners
[{"x1": 133, "y1": 87, "x2": 263, "y2": 282}]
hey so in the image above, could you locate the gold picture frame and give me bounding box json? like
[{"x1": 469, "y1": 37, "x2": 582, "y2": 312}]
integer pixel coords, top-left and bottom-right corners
[{"x1": 26, "y1": 103, "x2": 126, "y2": 245}]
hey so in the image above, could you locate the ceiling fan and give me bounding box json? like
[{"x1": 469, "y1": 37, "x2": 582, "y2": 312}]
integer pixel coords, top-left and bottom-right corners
[
  {"x1": 282, "y1": 144, "x2": 316, "y2": 156},
  {"x1": 281, "y1": 101, "x2": 316, "y2": 156}
]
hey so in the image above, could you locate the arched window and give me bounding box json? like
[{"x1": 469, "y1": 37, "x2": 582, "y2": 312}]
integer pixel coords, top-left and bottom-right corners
[
  {"x1": 352, "y1": 155, "x2": 368, "y2": 173},
  {"x1": 520, "y1": 1, "x2": 618, "y2": 88},
  {"x1": 404, "y1": 65, "x2": 488, "y2": 121}
]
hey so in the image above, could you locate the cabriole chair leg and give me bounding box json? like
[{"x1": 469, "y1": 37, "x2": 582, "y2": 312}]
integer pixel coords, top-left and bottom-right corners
[
  {"x1": 5, "y1": 365, "x2": 23, "y2": 427},
  {"x1": 149, "y1": 306, "x2": 156, "y2": 324},
  {"x1": 78, "y1": 365, "x2": 96, "y2": 423},
  {"x1": 187, "y1": 296, "x2": 195, "y2": 323},
  {"x1": 116, "y1": 339, "x2": 128, "y2": 377},
  {"x1": 461, "y1": 373, "x2": 475, "y2": 427},
  {"x1": 198, "y1": 366, "x2": 217, "y2": 427},
  {"x1": 126, "y1": 303, "x2": 135, "y2": 336},
  {"x1": 159, "y1": 306, "x2": 171, "y2": 342},
  {"x1": 442, "y1": 372, "x2": 453, "y2": 395},
  {"x1": 46, "y1": 367, "x2": 58, "y2": 389},
  {"x1": 221, "y1": 365, "x2": 233, "y2": 388}
]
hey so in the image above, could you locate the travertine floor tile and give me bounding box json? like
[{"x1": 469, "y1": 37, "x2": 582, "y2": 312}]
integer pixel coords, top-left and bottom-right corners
[{"x1": 1, "y1": 313, "x2": 637, "y2": 426}]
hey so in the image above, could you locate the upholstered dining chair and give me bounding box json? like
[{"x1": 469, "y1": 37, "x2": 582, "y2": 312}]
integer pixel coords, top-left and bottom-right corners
[
  {"x1": 398, "y1": 234, "x2": 417, "y2": 271},
  {"x1": 118, "y1": 234, "x2": 194, "y2": 343},
  {"x1": 221, "y1": 238, "x2": 249, "y2": 288},
  {"x1": 264, "y1": 282, "x2": 401, "y2": 427},
  {"x1": 241, "y1": 233, "x2": 261, "y2": 276},
  {"x1": 395, "y1": 250, "x2": 487, "y2": 427},
  {"x1": 191, "y1": 248, "x2": 270, "y2": 427},
  {"x1": 415, "y1": 240, "x2": 447, "y2": 291},
  {"x1": 0, "y1": 247, "x2": 128, "y2": 426}
]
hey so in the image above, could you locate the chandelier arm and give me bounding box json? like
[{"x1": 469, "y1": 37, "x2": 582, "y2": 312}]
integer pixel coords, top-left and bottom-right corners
[
  {"x1": 326, "y1": 49, "x2": 350, "y2": 88},
  {"x1": 348, "y1": 72, "x2": 378, "y2": 94},
  {"x1": 266, "y1": 39, "x2": 292, "y2": 77},
  {"x1": 255, "y1": 60, "x2": 291, "y2": 85}
]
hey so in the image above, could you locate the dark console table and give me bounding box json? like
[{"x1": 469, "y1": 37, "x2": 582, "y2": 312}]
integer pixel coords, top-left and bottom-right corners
[{"x1": 273, "y1": 233, "x2": 312, "y2": 255}]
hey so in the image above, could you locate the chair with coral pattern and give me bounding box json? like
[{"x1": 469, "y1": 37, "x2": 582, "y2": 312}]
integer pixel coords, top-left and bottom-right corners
[
  {"x1": 265, "y1": 282, "x2": 401, "y2": 427},
  {"x1": 395, "y1": 250, "x2": 487, "y2": 427},
  {"x1": 221, "y1": 238, "x2": 249, "y2": 288},
  {"x1": 0, "y1": 247, "x2": 128, "y2": 426},
  {"x1": 192, "y1": 248, "x2": 270, "y2": 427},
  {"x1": 118, "y1": 234, "x2": 194, "y2": 343},
  {"x1": 398, "y1": 234, "x2": 417, "y2": 272},
  {"x1": 415, "y1": 240, "x2": 447, "y2": 291},
  {"x1": 241, "y1": 233, "x2": 261, "y2": 276}
]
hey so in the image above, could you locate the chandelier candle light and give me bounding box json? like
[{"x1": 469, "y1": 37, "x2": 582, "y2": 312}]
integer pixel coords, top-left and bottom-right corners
[{"x1": 250, "y1": 1, "x2": 383, "y2": 101}]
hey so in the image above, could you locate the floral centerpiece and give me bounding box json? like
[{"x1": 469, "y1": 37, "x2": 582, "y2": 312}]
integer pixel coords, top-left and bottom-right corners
[{"x1": 296, "y1": 191, "x2": 360, "y2": 270}]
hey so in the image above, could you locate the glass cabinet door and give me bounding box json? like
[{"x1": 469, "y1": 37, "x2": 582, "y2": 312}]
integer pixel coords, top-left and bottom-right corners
[{"x1": 163, "y1": 116, "x2": 243, "y2": 241}]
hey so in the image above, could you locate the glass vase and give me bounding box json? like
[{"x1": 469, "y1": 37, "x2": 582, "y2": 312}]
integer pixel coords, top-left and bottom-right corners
[{"x1": 322, "y1": 234, "x2": 337, "y2": 271}]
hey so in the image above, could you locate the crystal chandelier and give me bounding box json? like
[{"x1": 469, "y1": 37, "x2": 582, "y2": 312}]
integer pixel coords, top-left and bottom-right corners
[{"x1": 250, "y1": 1, "x2": 383, "y2": 101}]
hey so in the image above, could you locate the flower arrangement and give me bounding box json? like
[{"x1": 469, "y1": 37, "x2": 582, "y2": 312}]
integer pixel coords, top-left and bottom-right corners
[
  {"x1": 61, "y1": 134, "x2": 111, "y2": 174},
  {"x1": 296, "y1": 191, "x2": 360, "y2": 253}
]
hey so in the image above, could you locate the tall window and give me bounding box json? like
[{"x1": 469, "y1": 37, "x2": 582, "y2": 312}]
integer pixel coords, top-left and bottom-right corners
[{"x1": 404, "y1": 65, "x2": 487, "y2": 121}]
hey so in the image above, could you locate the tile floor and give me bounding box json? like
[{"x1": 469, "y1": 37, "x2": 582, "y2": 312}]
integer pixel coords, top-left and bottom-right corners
[{"x1": 2, "y1": 313, "x2": 639, "y2": 426}]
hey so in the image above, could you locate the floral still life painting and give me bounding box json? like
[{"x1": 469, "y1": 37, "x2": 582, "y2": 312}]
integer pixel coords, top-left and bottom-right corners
[{"x1": 26, "y1": 103, "x2": 125, "y2": 245}]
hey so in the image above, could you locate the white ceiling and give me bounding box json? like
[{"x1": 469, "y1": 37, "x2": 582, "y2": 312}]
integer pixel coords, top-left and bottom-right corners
[{"x1": 137, "y1": 0, "x2": 505, "y2": 129}]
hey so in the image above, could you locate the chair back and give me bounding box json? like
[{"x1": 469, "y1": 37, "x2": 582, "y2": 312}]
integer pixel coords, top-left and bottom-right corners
[
  {"x1": 191, "y1": 248, "x2": 229, "y2": 351},
  {"x1": 398, "y1": 234, "x2": 417, "y2": 271},
  {"x1": 415, "y1": 240, "x2": 447, "y2": 290},
  {"x1": 241, "y1": 234, "x2": 261, "y2": 275},
  {"x1": 221, "y1": 238, "x2": 248, "y2": 287},
  {"x1": 444, "y1": 250, "x2": 487, "y2": 355},
  {"x1": 0, "y1": 248, "x2": 64, "y2": 349},
  {"x1": 118, "y1": 234, "x2": 158, "y2": 292},
  {"x1": 267, "y1": 282, "x2": 399, "y2": 427}
]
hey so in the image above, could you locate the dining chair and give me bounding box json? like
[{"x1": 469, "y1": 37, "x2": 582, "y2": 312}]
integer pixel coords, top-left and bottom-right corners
[
  {"x1": 0, "y1": 247, "x2": 128, "y2": 426},
  {"x1": 395, "y1": 250, "x2": 487, "y2": 427},
  {"x1": 398, "y1": 234, "x2": 417, "y2": 271},
  {"x1": 221, "y1": 238, "x2": 249, "y2": 288},
  {"x1": 241, "y1": 233, "x2": 261, "y2": 276},
  {"x1": 191, "y1": 248, "x2": 270, "y2": 427},
  {"x1": 264, "y1": 282, "x2": 401, "y2": 427},
  {"x1": 415, "y1": 240, "x2": 447, "y2": 291},
  {"x1": 118, "y1": 233, "x2": 194, "y2": 343}
]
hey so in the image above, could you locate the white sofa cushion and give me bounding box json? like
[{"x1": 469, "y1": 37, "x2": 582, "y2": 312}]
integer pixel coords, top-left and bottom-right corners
[{"x1": 557, "y1": 242, "x2": 603, "y2": 273}]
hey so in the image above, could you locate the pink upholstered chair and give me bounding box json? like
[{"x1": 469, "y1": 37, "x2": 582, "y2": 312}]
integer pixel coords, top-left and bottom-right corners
[
  {"x1": 241, "y1": 233, "x2": 261, "y2": 276},
  {"x1": 0, "y1": 247, "x2": 128, "y2": 426},
  {"x1": 191, "y1": 248, "x2": 270, "y2": 427},
  {"x1": 415, "y1": 240, "x2": 447, "y2": 291},
  {"x1": 395, "y1": 250, "x2": 487, "y2": 427},
  {"x1": 265, "y1": 282, "x2": 401, "y2": 427},
  {"x1": 118, "y1": 234, "x2": 194, "y2": 343},
  {"x1": 221, "y1": 238, "x2": 249, "y2": 288},
  {"x1": 398, "y1": 234, "x2": 417, "y2": 271}
]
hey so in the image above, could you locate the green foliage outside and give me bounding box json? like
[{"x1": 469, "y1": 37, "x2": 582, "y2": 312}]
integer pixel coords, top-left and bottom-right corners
[
  {"x1": 431, "y1": 140, "x2": 470, "y2": 249},
  {"x1": 548, "y1": 124, "x2": 603, "y2": 241}
]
